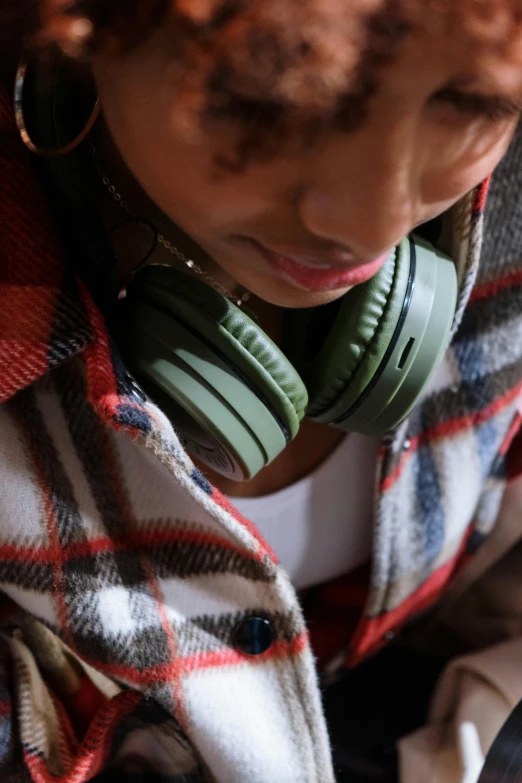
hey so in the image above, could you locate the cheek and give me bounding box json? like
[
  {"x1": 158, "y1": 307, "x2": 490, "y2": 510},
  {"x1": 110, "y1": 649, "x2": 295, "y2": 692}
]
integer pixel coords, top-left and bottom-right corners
[
  {"x1": 94, "y1": 57, "x2": 210, "y2": 206},
  {"x1": 95, "y1": 63, "x2": 285, "y2": 232},
  {"x1": 95, "y1": 59, "x2": 162, "y2": 153},
  {"x1": 422, "y1": 118, "x2": 518, "y2": 204}
]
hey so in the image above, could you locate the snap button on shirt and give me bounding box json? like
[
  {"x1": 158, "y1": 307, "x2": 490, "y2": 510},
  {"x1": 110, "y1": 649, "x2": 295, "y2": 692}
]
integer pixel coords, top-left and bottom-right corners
[{"x1": 234, "y1": 617, "x2": 274, "y2": 656}]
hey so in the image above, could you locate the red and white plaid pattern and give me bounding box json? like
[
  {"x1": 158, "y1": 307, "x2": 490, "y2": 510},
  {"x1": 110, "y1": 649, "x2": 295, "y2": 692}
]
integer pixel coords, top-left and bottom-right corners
[{"x1": 2, "y1": 80, "x2": 522, "y2": 782}]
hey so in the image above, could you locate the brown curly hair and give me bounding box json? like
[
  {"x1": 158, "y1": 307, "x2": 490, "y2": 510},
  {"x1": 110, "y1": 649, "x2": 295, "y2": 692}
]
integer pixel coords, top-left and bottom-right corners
[{"x1": 3, "y1": 0, "x2": 522, "y2": 167}]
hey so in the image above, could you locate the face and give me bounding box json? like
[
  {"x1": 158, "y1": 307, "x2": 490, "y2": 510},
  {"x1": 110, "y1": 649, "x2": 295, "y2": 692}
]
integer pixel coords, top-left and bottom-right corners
[{"x1": 91, "y1": 4, "x2": 521, "y2": 309}]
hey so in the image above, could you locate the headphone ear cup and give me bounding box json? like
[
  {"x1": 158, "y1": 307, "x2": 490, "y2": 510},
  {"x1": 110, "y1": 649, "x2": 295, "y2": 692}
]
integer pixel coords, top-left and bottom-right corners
[
  {"x1": 286, "y1": 237, "x2": 457, "y2": 435},
  {"x1": 286, "y1": 244, "x2": 407, "y2": 418},
  {"x1": 116, "y1": 266, "x2": 308, "y2": 480}
]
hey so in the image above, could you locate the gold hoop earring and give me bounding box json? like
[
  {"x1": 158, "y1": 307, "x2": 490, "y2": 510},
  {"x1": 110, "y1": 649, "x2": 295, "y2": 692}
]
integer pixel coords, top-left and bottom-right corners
[{"x1": 13, "y1": 59, "x2": 100, "y2": 158}]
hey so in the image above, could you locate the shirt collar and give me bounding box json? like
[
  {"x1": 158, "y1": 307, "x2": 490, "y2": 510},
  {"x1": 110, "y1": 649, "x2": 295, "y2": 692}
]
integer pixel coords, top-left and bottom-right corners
[{"x1": 0, "y1": 84, "x2": 94, "y2": 403}]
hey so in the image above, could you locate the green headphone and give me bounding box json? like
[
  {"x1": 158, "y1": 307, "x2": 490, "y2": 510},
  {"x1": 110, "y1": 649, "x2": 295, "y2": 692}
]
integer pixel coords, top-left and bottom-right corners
[
  {"x1": 116, "y1": 236, "x2": 457, "y2": 480},
  {"x1": 25, "y1": 61, "x2": 458, "y2": 480}
]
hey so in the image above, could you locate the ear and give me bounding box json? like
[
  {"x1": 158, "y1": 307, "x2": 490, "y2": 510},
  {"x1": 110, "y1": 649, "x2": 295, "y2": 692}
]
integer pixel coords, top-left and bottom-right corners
[{"x1": 40, "y1": 2, "x2": 94, "y2": 59}]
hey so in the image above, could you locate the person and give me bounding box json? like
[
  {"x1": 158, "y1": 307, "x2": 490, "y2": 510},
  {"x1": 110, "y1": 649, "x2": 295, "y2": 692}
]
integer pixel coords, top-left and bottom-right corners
[{"x1": 1, "y1": 0, "x2": 522, "y2": 781}]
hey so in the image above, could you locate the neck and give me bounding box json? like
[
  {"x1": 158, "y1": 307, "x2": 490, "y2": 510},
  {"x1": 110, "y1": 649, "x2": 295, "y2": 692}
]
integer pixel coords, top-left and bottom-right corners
[
  {"x1": 89, "y1": 118, "x2": 239, "y2": 295},
  {"x1": 89, "y1": 117, "x2": 283, "y2": 340}
]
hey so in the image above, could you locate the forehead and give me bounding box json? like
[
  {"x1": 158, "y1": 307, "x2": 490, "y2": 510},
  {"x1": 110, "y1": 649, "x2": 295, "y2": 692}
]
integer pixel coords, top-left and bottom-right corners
[
  {"x1": 108, "y1": 0, "x2": 522, "y2": 140},
  {"x1": 401, "y1": 1, "x2": 522, "y2": 56},
  {"x1": 358, "y1": 1, "x2": 522, "y2": 92},
  {"x1": 215, "y1": 1, "x2": 520, "y2": 83},
  {"x1": 427, "y1": 2, "x2": 522, "y2": 90}
]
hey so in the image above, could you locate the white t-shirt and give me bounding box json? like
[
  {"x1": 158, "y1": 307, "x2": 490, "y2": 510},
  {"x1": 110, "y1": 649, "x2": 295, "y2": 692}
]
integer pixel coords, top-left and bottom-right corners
[{"x1": 230, "y1": 434, "x2": 379, "y2": 590}]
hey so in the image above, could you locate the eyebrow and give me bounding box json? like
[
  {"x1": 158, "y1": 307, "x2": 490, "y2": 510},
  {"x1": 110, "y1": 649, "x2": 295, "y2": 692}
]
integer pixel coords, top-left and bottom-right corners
[
  {"x1": 436, "y1": 74, "x2": 522, "y2": 111},
  {"x1": 435, "y1": 86, "x2": 522, "y2": 117},
  {"x1": 444, "y1": 74, "x2": 522, "y2": 99}
]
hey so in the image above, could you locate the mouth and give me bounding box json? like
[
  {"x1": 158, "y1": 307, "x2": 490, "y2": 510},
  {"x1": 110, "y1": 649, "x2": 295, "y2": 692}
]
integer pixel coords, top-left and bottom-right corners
[{"x1": 243, "y1": 238, "x2": 391, "y2": 292}]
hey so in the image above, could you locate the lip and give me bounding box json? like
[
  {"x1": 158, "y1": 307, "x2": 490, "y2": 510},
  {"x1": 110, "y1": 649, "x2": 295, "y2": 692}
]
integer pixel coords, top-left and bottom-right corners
[{"x1": 246, "y1": 239, "x2": 391, "y2": 292}]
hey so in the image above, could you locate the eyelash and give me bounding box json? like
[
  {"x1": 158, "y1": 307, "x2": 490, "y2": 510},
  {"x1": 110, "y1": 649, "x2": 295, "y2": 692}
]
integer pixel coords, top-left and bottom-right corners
[{"x1": 432, "y1": 88, "x2": 521, "y2": 122}]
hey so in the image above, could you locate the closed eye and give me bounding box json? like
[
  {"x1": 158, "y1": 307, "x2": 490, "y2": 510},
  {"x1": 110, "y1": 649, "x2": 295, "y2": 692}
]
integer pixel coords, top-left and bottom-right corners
[{"x1": 430, "y1": 87, "x2": 521, "y2": 122}]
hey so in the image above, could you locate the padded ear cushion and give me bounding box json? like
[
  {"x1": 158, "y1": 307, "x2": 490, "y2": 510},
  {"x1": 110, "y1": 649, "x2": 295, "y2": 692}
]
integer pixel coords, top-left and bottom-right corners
[
  {"x1": 125, "y1": 265, "x2": 308, "y2": 438},
  {"x1": 286, "y1": 240, "x2": 411, "y2": 421}
]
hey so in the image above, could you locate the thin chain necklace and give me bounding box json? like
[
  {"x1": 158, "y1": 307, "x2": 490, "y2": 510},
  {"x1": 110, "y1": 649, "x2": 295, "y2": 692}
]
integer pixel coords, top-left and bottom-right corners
[{"x1": 88, "y1": 137, "x2": 251, "y2": 307}]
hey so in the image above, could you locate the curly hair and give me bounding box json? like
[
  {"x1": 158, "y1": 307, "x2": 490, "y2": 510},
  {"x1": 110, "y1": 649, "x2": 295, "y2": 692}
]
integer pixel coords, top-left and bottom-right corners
[{"x1": 2, "y1": 0, "x2": 522, "y2": 167}]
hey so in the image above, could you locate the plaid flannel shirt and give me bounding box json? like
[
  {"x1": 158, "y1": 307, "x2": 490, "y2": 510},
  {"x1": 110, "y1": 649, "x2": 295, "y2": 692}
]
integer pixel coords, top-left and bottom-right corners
[{"x1": 2, "y1": 80, "x2": 522, "y2": 783}]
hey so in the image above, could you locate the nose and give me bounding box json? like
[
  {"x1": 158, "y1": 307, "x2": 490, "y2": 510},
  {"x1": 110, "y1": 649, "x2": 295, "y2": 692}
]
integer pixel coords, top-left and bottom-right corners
[{"x1": 298, "y1": 120, "x2": 421, "y2": 260}]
